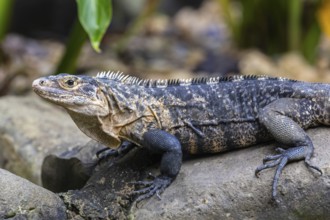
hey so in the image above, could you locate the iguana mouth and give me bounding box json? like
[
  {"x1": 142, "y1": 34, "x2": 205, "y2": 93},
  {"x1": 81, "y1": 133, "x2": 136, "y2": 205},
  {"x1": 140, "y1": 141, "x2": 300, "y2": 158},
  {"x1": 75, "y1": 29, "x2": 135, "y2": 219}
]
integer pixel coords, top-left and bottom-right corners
[{"x1": 32, "y1": 78, "x2": 73, "y2": 101}]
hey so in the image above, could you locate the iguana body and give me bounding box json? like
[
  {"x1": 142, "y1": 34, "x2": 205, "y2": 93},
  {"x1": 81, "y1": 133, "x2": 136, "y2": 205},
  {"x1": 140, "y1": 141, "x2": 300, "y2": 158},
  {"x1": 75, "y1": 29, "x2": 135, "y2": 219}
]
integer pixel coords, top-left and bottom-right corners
[{"x1": 32, "y1": 71, "x2": 328, "y2": 201}]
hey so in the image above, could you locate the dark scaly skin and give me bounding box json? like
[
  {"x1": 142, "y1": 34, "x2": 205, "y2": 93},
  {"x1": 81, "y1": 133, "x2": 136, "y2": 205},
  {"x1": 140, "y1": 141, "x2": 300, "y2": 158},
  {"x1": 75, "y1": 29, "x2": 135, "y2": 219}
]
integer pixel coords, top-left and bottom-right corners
[{"x1": 32, "y1": 72, "x2": 330, "y2": 202}]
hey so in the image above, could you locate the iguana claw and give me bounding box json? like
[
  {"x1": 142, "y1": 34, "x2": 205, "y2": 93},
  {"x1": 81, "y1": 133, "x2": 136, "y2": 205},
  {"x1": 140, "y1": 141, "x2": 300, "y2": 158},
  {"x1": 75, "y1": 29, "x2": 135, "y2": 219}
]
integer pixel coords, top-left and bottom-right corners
[
  {"x1": 131, "y1": 175, "x2": 173, "y2": 202},
  {"x1": 255, "y1": 145, "x2": 322, "y2": 199}
]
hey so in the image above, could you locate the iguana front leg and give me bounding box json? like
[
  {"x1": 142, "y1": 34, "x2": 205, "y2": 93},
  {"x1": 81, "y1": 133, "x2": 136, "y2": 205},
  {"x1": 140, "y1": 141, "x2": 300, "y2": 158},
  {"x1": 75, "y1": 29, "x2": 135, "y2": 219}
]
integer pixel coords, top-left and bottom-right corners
[
  {"x1": 132, "y1": 129, "x2": 182, "y2": 202},
  {"x1": 256, "y1": 98, "x2": 322, "y2": 200},
  {"x1": 96, "y1": 141, "x2": 135, "y2": 160}
]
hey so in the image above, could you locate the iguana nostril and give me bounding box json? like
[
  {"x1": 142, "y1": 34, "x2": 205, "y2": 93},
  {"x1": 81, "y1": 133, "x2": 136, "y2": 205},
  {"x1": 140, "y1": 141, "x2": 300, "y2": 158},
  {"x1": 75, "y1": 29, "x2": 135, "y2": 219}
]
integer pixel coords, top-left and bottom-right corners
[{"x1": 40, "y1": 80, "x2": 45, "y2": 85}]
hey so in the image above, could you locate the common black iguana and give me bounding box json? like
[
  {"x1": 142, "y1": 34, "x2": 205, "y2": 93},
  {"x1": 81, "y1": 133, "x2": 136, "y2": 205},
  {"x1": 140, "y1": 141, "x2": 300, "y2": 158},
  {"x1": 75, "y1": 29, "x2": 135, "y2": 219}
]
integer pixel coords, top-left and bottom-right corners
[{"x1": 32, "y1": 71, "x2": 327, "y2": 202}]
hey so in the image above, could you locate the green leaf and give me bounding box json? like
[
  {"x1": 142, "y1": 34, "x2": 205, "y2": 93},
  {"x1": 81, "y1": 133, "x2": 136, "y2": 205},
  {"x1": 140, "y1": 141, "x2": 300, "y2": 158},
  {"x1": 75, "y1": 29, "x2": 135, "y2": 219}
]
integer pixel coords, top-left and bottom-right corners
[
  {"x1": 76, "y1": 0, "x2": 112, "y2": 52},
  {"x1": 0, "y1": 0, "x2": 14, "y2": 41}
]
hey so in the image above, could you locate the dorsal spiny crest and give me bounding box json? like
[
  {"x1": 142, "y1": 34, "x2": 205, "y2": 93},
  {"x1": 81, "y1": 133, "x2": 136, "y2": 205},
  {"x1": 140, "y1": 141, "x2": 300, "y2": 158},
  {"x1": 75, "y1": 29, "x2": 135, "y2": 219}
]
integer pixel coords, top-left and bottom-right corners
[
  {"x1": 231, "y1": 75, "x2": 245, "y2": 82},
  {"x1": 155, "y1": 79, "x2": 168, "y2": 88},
  {"x1": 206, "y1": 77, "x2": 220, "y2": 85},
  {"x1": 277, "y1": 77, "x2": 289, "y2": 81},
  {"x1": 96, "y1": 70, "x2": 124, "y2": 79},
  {"x1": 140, "y1": 79, "x2": 150, "y2": 86},
  {"x1": 256, "y1": 76, "x2": 267, "y2": 81},
  {"x1": 179, "y1": 78, "x2": 192, "y2": 86},
  {"x1": 121, "y1": 75, "x2": 130, "y2": 81},
  {"x1": 95, "y1": 71, "x2": 298, "y2": 87}
]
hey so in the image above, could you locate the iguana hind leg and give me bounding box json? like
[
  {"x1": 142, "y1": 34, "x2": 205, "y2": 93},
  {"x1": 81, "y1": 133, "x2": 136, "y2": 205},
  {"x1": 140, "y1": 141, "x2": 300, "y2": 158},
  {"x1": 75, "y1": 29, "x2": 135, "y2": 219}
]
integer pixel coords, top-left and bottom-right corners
[{"x1": 257, "y1": 98, "x2": 322, "y2": 200}]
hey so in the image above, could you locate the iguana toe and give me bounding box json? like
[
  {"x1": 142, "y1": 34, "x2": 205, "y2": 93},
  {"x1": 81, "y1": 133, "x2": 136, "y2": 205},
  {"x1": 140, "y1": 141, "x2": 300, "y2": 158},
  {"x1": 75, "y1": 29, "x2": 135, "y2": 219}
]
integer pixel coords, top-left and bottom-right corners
[
  {"x1": 255, "y1": 145, "x2": 322, "y2": 199},
  {"x1": 131, "y1": 175, "x2": 173, "y2": 202}
]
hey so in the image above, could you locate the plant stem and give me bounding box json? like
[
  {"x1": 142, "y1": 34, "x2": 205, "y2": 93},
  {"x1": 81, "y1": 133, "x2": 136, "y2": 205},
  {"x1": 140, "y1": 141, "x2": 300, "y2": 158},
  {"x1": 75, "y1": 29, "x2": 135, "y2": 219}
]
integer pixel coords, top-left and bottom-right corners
[
  {"x1": 56, "y1": 19, "x2": 87, "y2": 74},
  {"x1": 302, "y1": 22, "x2": 320, "y2": 63},
  {"x1": 0, "y1": 0, "x2": 14, "y2": 41},
  {"x1": 288, "y1": 0, "x2": 302, "y2": 51}
]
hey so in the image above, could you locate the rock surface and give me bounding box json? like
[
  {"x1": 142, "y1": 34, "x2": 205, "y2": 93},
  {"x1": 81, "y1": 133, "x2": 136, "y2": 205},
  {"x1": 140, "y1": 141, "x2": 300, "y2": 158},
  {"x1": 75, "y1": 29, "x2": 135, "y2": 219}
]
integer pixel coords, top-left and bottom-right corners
[
  {"x1": 1, "y1": 95, "x2": 330, "y2": 219},
  {"x1": 132, "y1": 127, "x2": 330, "y2": 220},
  {"x1": 45, "y1": 127, "x2": 330, "y2": 220},
  {"x1": 41, "y1": 140, "x2": 104, "y2": 193},
  {"x1": 0, "y1": 95, "x2": 90, "y2": 184},
  {"x1": 58, "y1": 148, "x2": 158, "y2": 219},
  {"x1": 0, "y1": 168, "x2": 66, "y2": 219}
]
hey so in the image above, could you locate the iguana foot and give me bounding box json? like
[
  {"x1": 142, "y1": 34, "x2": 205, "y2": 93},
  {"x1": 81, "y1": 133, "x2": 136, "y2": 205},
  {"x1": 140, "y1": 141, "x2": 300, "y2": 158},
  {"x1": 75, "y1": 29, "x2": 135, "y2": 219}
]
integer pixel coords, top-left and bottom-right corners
[
  {"x1": 255, "y1": 146, "x2": 322, "y2": 199},
  {"x1": 131, "y1": 175, "x2": 173, "y2": 202}
]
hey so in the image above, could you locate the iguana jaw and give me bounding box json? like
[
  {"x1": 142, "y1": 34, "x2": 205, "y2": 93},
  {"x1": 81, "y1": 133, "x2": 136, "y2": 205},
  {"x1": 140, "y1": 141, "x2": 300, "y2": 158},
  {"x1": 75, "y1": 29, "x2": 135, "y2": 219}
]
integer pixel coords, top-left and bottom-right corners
[{"x1": 32, "y1": 74, "x2": 110, "y2": 116}]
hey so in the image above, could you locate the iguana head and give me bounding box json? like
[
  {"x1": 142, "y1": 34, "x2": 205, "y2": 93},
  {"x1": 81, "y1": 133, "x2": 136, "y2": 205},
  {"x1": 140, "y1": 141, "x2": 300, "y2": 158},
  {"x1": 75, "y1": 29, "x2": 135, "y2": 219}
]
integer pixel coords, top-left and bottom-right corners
[{"x1": 32, "y1": 74, "x2": 109, "y2": 116}]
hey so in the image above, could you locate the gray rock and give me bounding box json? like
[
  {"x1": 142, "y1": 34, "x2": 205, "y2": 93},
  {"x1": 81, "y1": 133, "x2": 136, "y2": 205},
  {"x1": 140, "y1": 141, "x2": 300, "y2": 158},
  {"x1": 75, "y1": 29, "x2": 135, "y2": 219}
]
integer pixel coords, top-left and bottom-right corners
[
  {"x1": 1, "y1": 95, "x2": 330, "y2": 219},
  {"x1": 0, "y1": 168, "x2": 66, "y2": 219},
  {"x1": 132, "y1": 127, "x2": 330, "y2": 220},
  {"x1": 58, "y1": 148, "x2": 157, "y2": 219},
  {"x1": 47, "y1": 127, "x2": 330, "y2": 220},
  {"x1": 0, "y1": 95, "x2": 90, "y2": 184},
  {"x1": 41, "y1": 140, "x2": 105, "y2": 192}
]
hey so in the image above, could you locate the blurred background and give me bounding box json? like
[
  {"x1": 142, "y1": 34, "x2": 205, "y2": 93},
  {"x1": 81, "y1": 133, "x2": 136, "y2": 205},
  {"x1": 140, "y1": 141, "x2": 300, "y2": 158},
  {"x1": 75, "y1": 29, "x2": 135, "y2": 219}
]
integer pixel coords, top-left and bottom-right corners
[{"x1": 0, "y1": 0, "x2": 330, "y2": 96}]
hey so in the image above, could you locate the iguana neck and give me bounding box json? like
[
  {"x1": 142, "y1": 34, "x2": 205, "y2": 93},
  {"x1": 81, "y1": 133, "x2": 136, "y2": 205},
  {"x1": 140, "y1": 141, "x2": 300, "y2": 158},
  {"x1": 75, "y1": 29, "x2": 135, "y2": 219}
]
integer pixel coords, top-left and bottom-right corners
[{"x1": 67, "y1": 110, "x2": 121, "y2": 149}]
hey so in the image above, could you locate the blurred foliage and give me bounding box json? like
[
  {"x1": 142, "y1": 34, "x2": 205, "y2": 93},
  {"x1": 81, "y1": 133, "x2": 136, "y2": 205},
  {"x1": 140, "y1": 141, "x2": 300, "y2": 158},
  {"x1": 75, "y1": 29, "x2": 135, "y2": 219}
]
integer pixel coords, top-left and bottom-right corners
[
  {"x1": 76, "y1": 0, "x2": 112, "y2": 53},
  {"x1": 1, "y1": 0, "x2": 329, "y2": 74},
  {"x1": 0, "y1": 0, "x2": 14, "y2": 42},
  {"x1": 57, "y1": 0, "x2": 112, "y2": 73},
  {"x1": 56, "y1": 20, "x2": 87, "y2": 73},
  {"x1": 116, "y1": 0, "x2": 160, "y2": 53},
  {"x1": 318, "y1": 0, "x2": 330, "y2": 38},
  {"x1": 0, "y1": 0, "x2": 14, "y2": 64},
  {"x1": 218, "y1": 0, "x2": 323, "y2": 63}
]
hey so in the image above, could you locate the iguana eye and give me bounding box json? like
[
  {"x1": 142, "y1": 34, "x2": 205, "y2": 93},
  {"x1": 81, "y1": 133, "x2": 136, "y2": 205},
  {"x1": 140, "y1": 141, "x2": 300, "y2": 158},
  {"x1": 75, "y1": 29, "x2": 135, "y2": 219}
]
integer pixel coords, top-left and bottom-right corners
[
  {"x1": 66, "y1": 79, "x2": 75, "y2": 86},
  {"x1": 59, "y1": 77, "x2": 79, "y2": 89},
  {"x1": 63, "y1": 78, "x2": 77, "y2": 88}
]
